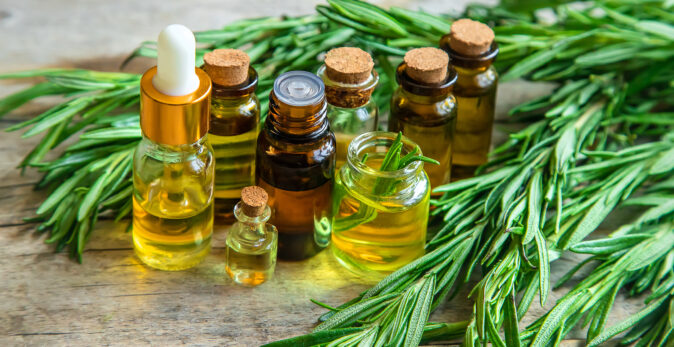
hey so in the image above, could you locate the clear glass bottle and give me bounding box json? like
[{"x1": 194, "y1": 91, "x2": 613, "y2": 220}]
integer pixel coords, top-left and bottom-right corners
[
  {"x1": 440, "y1": 21, "x2": 499, "y2": 180},
  {"x1": 133, "y1": 67, "x2": 214, "y2": 271},
  {"x1": 389, "y1": 59, "x2": 458, "y2": 192},
  {"x1": 256, "y1": 71, "x2": 336, "y2": 260},
  {"x1": 204, "y1": 52, "x2": 260, "y2": 223},
  {"x1": 316, "y1": 48, "x2": 379, "y2": 168},
  {"x1": 226, "y1": 186, "x2": 277, "y2": 286},
  {"x1": 332, "y1": 131, "x2": 430, "y2": 275}
]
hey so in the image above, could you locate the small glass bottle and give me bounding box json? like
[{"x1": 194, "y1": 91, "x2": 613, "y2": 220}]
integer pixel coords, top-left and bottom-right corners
[
  {"x1": 332, "y1": 131, "x2": 430, "y2": 275},
  {"x1": 256, "y1": 71, "x2": 336, "y2": 260},
  {"x1": 202, "y1": 49, "x2": 260, "y2": 223},
  {"x1": 226, "y1": 186, "x2": 277, "y2": 286},
  {"x1": 440, "y1": 19, "x2": 498, "y2": 180},
  {"x1": 317, "y1": 47, "x2": 378, "y2": 168},
  {"x1": 133, "y1": 25, "x2": 214, "y2": 271},
  {"x1": 389, "y1": 47, "x2": 457, "y2": 191}
]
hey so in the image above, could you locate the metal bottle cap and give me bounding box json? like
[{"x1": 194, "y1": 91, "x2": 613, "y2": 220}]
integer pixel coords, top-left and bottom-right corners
[{"x1": 273, "y1": 71, "x2": 325, "y2": 107}]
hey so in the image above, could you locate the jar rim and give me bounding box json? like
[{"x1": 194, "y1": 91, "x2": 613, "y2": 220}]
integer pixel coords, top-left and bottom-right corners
[{"x1": 347, "y1": 131, "x2": 424, "y2": 179}]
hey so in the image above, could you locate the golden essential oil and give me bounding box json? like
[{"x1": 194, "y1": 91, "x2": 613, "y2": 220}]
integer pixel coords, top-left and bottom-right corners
[
  {"x1": 331, "y1": 132, "x2": 430, "y2": 276},
  {"x1": 203, "y1": 49, "x2": 260, "y2": 222},
  {"x1": 389, "y1": 48, "x2": 457, "y2": 192},
  {"x1": 226, "y1": 186, "x2": 277, "y2": 286},
  {"x1": 132, "y1": 25, "x2": 214, "y2": 271},
  {"x1": 440, "y1": 19, "x2": 499, "y2": 180}
]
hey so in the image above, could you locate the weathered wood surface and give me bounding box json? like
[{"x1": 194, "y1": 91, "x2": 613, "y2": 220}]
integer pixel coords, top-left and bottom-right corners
[{"x1": 0, "y1": 1, "x2": 645, "y2": 346}]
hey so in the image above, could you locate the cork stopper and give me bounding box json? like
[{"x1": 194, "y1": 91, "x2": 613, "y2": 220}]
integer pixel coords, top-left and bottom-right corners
[
  {"x1": 203, "y1": 49, "x2": 250, "y2": 86},
  {"x1": 240, "y1": 186, "x2": 268, "y2": 217},
  {"x1": 324, "y1": 47, "x2": 374, "y2": 84},
  {"x1": 449, "y1": 19, "x2": 495, "y2": 56},
  {"x1": 403, "y1": 47, "x2": 449, "y2": 84}
]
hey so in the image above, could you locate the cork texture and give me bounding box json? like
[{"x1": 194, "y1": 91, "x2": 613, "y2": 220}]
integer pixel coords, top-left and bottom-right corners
[
  {"x1": 203, "y1": 49, "x2": 250, "y2": 86},
  {"x1": 449, "y1": 18, "x2": 495, "y2": 56},
  {"x1": 241, "y1": 186, "x2": 268, "y2": 217},
  {"x1": 403, "y1": 47, "x2": 449, "y2": 84},
  {"x1": 324, "y1": 47, "x2": 374, "y2": 84}
]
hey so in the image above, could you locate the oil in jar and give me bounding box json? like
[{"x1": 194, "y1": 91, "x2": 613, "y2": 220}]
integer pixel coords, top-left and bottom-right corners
[
  {"x1": 226, "y1": 186, "x2": 277, "y2": 286},
  {"x1": 440, "y1": 19, "x2": 498, "y2": 180},
  {"x1": 203, "y1": 49, "x2": 260, "y2": 222},
  {"x1": 331, "y1": 132, "x2": 431, "y2": 275}
]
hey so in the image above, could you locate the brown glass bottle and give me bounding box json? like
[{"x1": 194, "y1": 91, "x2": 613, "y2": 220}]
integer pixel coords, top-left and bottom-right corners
[
  {"x1": 203, "y1": 50, "x2": 260, "y2": 223},
  {"x1": 256, "y1": 71, "x2": 335, "y2": 260},
  {"x1": 389, "y1": 49, "x2": 458, "y2": 191},
  {"x1": 440, "y1": 20, "x2": 499, "y2": 180}
]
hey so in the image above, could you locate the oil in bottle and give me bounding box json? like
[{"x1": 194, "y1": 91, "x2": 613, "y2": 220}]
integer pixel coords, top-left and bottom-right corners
[
  {"x1": 440, "y1": 19, "x2": 498, "y2": 180},
  {"x1": 256, "y1": 71, "x2": 335, "y2": 260},
  {"x1": 132, "y1": 24, "x2": 214, "y2": 271},
  {"x1": 389, "y1": 47, "x2": 457, "y2": 191},
  {"x1": 202, "y1": 49, "x2": 260, "y2": 223},
  {"x1": 317, "y1": 47, "x2": 378, "y2": 168},
  {"x1": 226, "y1": 186, "x2": 277, "y2": 286}
]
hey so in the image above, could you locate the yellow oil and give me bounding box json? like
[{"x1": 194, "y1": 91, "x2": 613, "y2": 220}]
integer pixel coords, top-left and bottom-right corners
[
  {"x1": 452, "y1": 90, "x2": 496, "y2": 180},
  {"x1": 132, "y1": 166, "x2": 213, "y2": 271},
  {"x1": 209, "y1": 129, "x2": 256, "y2": 203},
  {"x1": 226, "y1": 241, "x2": 276, "y2": 286},
  {"x1": 331, "y1": 162, "x2": 429, "y2": 275}
]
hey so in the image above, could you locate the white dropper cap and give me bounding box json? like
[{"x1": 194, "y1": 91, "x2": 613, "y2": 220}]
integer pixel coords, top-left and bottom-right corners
[{"x1": 152, "y1": 24, "x2": 200, "y2": 96}]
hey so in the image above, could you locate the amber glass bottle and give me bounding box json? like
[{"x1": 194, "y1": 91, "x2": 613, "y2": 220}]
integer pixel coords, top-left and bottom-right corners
[
  {"x1": 440, "y1": 19, "x2": 498, "y2": 180},
  {"x1": 317, "y1": 47, "x2": 378, "y2": 168},
  {"x1": 389, "y1": 48, "x2": 457, "y2": 191},
  {"x1": 203, "y1": 49, "x2": 260, "y2": 223},
  {"x1": 256, "y1": 71, "x2": 335, "y2": 260}
]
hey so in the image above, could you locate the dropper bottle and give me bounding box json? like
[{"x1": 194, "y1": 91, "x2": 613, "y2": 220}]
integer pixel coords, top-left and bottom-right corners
[{"x1": 132, "y1": 24, "x2": 214, "y2": 271}]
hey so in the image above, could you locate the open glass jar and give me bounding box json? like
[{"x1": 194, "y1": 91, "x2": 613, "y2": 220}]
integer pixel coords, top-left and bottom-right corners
[{"x1": 331, "y1": 131, "x2": 430, "y2": 276}]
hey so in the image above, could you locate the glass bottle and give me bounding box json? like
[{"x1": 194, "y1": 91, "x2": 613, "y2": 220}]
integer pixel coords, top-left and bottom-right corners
[
  {"x1": 332, "y1": 131, "x2": 430, "y2": 276},
  {"x1": 133, "y1": 26, "x2": 214, "y2": 271},
  {"x1": 226, "y1": 186, "x2": 277, "y2": 286},
  {"x1": 440, "y1": 19, "x2": 499, "y2": 180},
  {"x1": 203, "y1": 49, "x2": 260, "y2": 223},
  {"x1": 389, "y1": 48, "x2": 458, "y2": 191},
  {"x1": 256, "y1": 71, "x2": 336, "y2": 260},
  {"x1": 316, "y1": 47, "x2": 379, "y2": 168}
]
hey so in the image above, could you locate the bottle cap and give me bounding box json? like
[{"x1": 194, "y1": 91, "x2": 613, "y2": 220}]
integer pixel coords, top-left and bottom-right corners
[
  {"x1": 240, "y1": 186, "x2": 268, "y2": 217},
  {"x1": 449, "y1": 19, "x2": 495, "y2": 56},
  {"x1": 273, "y1": 71, "x2": 325, "y2": 107},
  {"x1": 203, "y1": 49, "x2": 250, "y2": 86},
  {"x1": 403, "y1": 47, "x2": 449, "y2": 84},
  {"x1": 140, "y1": 25, "x2": 211, "y2": 146},
  {"x1": 324, "y1": 47, "x2": 374, "y2": 84}
]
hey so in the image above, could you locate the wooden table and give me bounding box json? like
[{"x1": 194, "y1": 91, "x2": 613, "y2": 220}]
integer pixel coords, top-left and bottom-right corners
[{"x1": 0, "y1": 1, "x2": 643, "y2": 346}]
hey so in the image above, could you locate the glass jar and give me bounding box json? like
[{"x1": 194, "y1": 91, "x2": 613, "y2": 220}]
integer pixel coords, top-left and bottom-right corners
[
  {"x1": 316, "y1": 65, "x2": 378, "y2": 168},
  {"x1": 331, "y1": 131, "x2": 430, "y2": 276},
  {"x1": 389, "y1": 63, "x2": 458, "y2": 191}
]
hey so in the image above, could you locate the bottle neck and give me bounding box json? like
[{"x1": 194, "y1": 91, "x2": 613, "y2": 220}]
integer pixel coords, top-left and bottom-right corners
[
  {"x1": 396, "y1": 62, "x2": 457, "y2": 102},
  {"x1": 234, "y1": 202, "x2": 271, "y2": 236},
  {"x1": 440, "y1": 40, "x2": 499, "y2": 70},
  {"x1": 211, "y1": 67, "x2": 258, "y2": 99},
  {"x1": 266, "y1": 91, "x2": 329, "y2": 138}
]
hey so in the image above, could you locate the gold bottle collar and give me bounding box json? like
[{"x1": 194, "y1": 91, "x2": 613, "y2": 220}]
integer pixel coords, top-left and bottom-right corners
[{"x1": 140, "y1": 67, "x2": 212, "y2": 145}]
